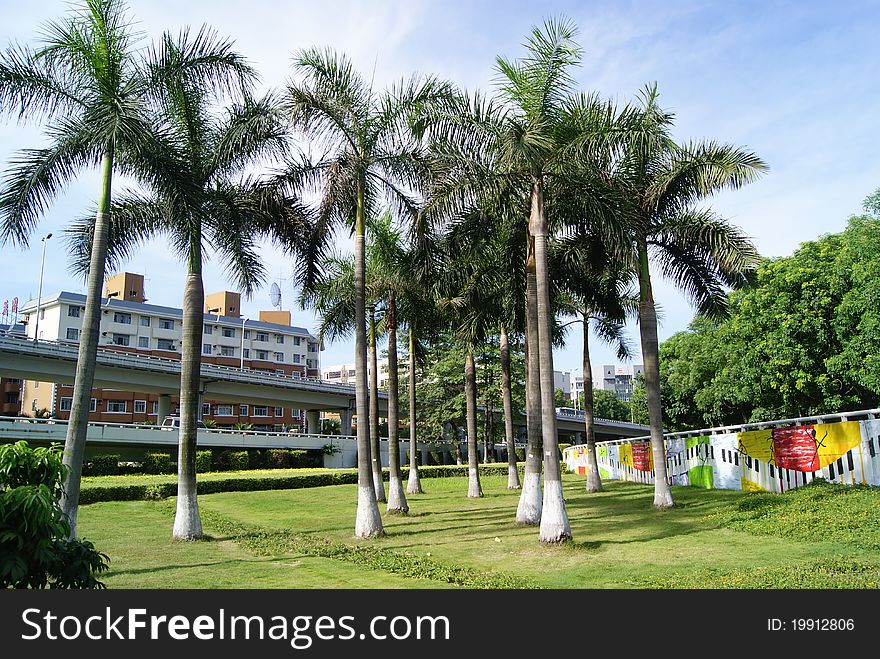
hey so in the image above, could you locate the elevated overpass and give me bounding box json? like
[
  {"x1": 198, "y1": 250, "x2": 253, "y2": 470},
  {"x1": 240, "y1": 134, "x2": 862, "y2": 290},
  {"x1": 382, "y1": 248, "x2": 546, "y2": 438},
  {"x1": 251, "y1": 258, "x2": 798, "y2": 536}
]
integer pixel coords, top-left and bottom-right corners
[{"x1": 0, "y1": 335, "x2": 383, "y2": 415}]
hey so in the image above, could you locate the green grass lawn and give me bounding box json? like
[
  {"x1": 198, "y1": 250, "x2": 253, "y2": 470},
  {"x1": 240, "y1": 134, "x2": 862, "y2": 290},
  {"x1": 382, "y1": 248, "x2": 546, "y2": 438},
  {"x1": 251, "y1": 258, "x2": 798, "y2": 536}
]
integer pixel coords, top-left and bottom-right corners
[{"x1": 77, "y1": 474, "x2": 880, "y2": 589}]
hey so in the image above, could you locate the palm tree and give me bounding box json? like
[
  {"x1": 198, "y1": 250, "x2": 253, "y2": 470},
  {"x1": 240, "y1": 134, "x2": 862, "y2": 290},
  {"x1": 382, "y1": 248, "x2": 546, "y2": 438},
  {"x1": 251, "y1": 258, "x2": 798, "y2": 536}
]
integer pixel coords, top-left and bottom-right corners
[
  {"x1": 617, "y1": 84, "x2": 766, "y2": 508},
  {"x1": 0, "y1": 0, "x2": 247, "y2": 537},
  {"x1": 280, "y1": 49, "x2": 450, "y2": 538},
  {"x1": 424, "y1": 18, "x2": 623, "y2": 541},
  {"x1": 66, "y1": 34, "x2": 297, "y2": 540}
]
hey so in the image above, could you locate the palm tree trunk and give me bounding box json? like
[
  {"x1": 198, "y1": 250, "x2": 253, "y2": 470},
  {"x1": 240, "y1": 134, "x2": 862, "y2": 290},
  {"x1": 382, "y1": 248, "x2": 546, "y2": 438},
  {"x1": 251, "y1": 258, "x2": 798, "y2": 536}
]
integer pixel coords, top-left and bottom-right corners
[
  {"x1": 354, "y1": 180, "x2": 383, "y2": 537},
  {"x1": 60, "y1": 143, "x2": 114, "y2": 538},
  {"x1": 173, "y1": 239, "x2": 204, "y2": 540},
  {"x1": 385, "y1": 294, "x2": 408, "y2": 513},
  {"x1": 405, "y1": 327, "x2": 423, "y2": 494},
  {"x1": 582, "y1": 315, "x2": 602, "y2": 493},
  {"x1": 500, "y1": 324, "x2": 520, "y2": 489},
  {"x1": 516, "y1": 232, "x2": 543, "y2": 525},
  {"x1": 637, "y1": 238, "x2": 674, "y2": 508},
  {"x1": 464, "y1": 351, "x2": 483, "y2": 497},
  {"x1": 368, "y1": 307, "x2": 386, "y2": 502},
  {"x1": 531, "y1": 179, "x2": 571, "y2": 543}
]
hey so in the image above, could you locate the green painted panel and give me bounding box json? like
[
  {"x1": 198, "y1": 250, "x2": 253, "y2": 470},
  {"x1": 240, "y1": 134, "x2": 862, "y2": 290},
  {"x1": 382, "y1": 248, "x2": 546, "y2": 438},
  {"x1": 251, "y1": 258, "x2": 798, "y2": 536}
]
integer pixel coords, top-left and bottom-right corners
[
  {"x1": 688, "y1": 465, "x2": 714, "y2": 489},
  {"x1": 685, "y1": 436, "x2": 711, "y2": 449}
]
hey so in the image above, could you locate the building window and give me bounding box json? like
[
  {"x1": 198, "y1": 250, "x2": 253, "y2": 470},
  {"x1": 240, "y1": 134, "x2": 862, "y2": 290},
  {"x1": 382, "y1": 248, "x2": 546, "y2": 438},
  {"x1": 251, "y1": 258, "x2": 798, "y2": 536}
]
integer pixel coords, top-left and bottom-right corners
[
  {"x1": 256, "y1": 350, "x2": 269, "y2": 360},
  {"x1": 68, "y1": 305, "x2": 80, "y2": 318},
  {"x1": 255, "y1": 332, "x2": 269, "y2": 342},
  {"x1": 273, "y1": 424, "x2": 284, "y2": 432},
  {"x1": 242, "y1": 348, "x2": 250, "y2": 358},
  {"x1": 275, "y1": 369, "x2": 284, "y2": 375},
  {"x1": 292, "y1": 354, "x2": 301, "y2": 364},
  {"x1": 239, "y1": 404, "x2": 249, "y2": 416},
  {"x1": 293, "y1": 336, "x2": 301, "y2": 346},
  {"x1": 222, "y1": 327, "x2": 235, "y2": 338},
  {"x1": 107, "y1": 401, "x2": 127, "y2": 413},
  {"x1": 202, "y1": 403, "x2": 211, "y2": 416},
  {"x1": 203, "y1": 344, "x2": 212, "y2": 355},
  {"x1": 204, "y1": 324, "x2": 213, "y2": 335},
  {"x1": 140, "y1": 316, "x2": 150, "y2": 327},
  {"x1": 274, "y1": 407, "x2": 283, "y2": 416},
  {"x1": 60, "y1": 397, "x2": 72, "y2": 411},
  {"x1": 326, "y1": 371, "x2": 341, "y2": 379},
  {"x1": 151, "y1": 402, "x2": 158, "y2": 414},
  {"x1": 215, "y1": 405, "x2": 233, "y2": 416},
  {"x1": 292, "y1": 371, "x2": 301, "y2": 379},
  {"x1": 138, "y1": 336, "x2": 149, "y2": 348},
  {"x1": 39, "y1": 309, "x2": 45, "y2": 320},
  {"x1": 157, "y1": 338, "x2": 175, "y2": 350},
  {"x1": 5, "y1": 393, "x2": 18, "y2": 404},
  {"x1": 90, "y1": 398, "x2": 97, "y2": 412},
  {"x1": 274, "y1": 352, "x2": 284, "y2": 362},
  {"x1": 112, "y1": 334, "x2": 130, "y2": 346},
  {"x1": 243, "y1": 329, "x2": 250, "y2": 339},
  {"x1": 348, "y1": 369, "x2": 355, "y2": 377},
  {"x1": 66, "y1": 328, "x2": 79, "y2": 340},
  {"x1": 291, "y1": 409, "x2": 301, "y2": 418},
  {"x1": 113, "y1": 312, "x2": 132, "y2": 324},
  {"x1": 309, "y1": 342, "x2": 318, "y2": 353},
  {"x1": 220, "y1": 346, "x2": 235, "y2": 357},
  {"x1": 276, "y1": 335, "x2": 284, "y2": 344},
  {"x1": 134, "y1": 400, "x2": 147, "y2": 414},
  {"x1": 159, "y1": 318, "x2": 174, "y2": 330},
  {"x1": 253, "y1": 406, "x2": 269, "y2": 416}
]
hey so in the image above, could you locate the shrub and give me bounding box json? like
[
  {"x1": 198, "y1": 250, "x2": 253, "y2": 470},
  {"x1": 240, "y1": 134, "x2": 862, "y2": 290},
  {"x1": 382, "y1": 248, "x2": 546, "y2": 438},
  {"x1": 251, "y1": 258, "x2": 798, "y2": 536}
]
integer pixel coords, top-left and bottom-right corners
[
  {"x1": 515, "y1": 447, "x2": 526, "y2": 462},
  {"x1": 86, "y1": 454, "x2": 120, "y2": 476},
  {"x1": 142, "y1": 452, "x2": 174, "y2": 474},
  {"x1": 0, "y1": 441, "x2": 109, "y2": 589},
  {"x1": 248, "y1": 449, "x2": 267, "y2": 470},
  {"x1": 195, "y1": 451, "x2": 212, "y2": 473},
  {"x1": 429, "y1": 451, "x2": 443, "y2": 466},
  {"x1": 558, "y1": 443, "x2": 572, "y2": 457},
  {"x1": 268, "y1": 449, "x2": 291, "y2": 469},
  {"x1": 226, "y1": 451, "x2": 250, "y2": 471}
]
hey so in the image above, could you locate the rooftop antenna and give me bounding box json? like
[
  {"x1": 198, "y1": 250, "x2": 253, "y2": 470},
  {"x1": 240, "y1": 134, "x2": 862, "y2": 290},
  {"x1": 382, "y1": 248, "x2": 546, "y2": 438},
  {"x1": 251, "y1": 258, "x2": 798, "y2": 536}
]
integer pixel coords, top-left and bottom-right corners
[{"x1": 269, "y1": 282, "x2": 282, "y2": 310}]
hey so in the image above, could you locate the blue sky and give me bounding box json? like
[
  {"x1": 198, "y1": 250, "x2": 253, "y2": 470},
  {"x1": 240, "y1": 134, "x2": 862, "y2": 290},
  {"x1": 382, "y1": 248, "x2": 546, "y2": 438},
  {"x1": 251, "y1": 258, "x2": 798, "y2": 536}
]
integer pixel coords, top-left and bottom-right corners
[{"x1": 1, "y1": 0, "x2": 878, "y2": 380}]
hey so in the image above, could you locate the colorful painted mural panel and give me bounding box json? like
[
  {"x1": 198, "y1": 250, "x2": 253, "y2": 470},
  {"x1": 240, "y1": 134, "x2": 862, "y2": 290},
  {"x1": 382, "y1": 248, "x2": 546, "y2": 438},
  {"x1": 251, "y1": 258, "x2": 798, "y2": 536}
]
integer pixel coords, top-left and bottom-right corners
[{"x1": 563, "y1": 417, "x2": 880, "y2": 496}]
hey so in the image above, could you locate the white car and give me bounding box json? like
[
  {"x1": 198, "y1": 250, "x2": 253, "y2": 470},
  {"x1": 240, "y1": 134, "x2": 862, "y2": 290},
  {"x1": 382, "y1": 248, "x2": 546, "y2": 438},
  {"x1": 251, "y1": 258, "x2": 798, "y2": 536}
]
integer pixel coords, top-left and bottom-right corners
[{"x1": 160, "y1": 416, "x2": 208, "y2": 430}]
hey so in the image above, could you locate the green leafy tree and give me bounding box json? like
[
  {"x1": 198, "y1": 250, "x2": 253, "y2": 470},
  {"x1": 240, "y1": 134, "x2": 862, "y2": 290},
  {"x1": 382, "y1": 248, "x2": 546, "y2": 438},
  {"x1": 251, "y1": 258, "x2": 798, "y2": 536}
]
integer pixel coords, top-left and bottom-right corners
[
  {"x1": 0, "y1": 442, "x2": 108, "y2": 589},
  {"x1": 585, "y1": 389, "x2": 631, "y2": 422}
]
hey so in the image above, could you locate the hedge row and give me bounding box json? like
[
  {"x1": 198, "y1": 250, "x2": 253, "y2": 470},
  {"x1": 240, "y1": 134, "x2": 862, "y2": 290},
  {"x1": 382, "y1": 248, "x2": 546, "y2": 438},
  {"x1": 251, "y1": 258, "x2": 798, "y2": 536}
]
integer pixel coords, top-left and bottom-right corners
[
  {"x1": 82, "y1": 448, "x2": 321, "y2": 477},
  {"x1": 79, "y1": 463, "x2": 520, "y2": 504}
]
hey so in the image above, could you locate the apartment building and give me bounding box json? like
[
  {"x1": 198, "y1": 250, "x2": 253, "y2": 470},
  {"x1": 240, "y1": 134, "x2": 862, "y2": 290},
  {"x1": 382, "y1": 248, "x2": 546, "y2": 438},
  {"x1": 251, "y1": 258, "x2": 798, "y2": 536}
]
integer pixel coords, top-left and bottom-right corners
[
  {"x1": 16, "y1": 273, "x2": 322, "y2": 430},
  {"x1": 601, "y1": 364, "x2": 645, "y2": 402}
]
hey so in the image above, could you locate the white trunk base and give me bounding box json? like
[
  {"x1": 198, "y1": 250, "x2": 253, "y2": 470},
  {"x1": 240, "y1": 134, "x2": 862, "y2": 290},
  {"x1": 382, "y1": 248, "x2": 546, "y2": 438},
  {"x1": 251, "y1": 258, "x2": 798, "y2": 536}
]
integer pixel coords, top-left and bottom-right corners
[
  {"x1": 539, "y1": 479, "x2": 572, "y2": 543},
  {"x1": 653, "y1": 485, "x2": 675, "y2": 509},
  {"x1": 373, "y1": 469, "x2": 387, "y2": 502},
  {"x1": 386, "y1": 476, "x2": 409, "y2": 514},
  {"x1": 586, "y1": 471, "x2": 603, "y2": 493},
  {"x1": 467, "y1": 468, "x2": 483, "y2": 498},
  {"x1": 508, "y1": 465, "x2": 521, "y2": 490},
  {"x1": 516, "y1": 471, "x2": 542, "y2": 525},
  {"x1": 172, "y1": 491, "x2": 203, "y2": 541},
  {"x1": 355, "y1": 485, "x2": 384, "y2": 538},
  {"x1": 406, "y1": 469, "x2": 423, "y2": 494}
]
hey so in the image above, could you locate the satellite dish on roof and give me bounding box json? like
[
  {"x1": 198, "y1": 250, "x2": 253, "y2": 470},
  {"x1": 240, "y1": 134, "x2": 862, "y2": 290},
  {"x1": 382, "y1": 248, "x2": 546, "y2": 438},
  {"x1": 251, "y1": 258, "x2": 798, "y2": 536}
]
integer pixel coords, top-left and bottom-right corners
[{"x1": 270, "y1": 282, "x2": 282, "y2": 310}]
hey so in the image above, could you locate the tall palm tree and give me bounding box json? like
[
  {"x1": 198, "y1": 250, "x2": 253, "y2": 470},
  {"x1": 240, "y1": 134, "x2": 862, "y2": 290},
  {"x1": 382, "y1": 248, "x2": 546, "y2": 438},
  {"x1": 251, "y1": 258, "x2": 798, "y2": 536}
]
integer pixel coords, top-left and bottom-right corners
[
  {"x1": 424, "y1": 18, "x2": 624, "y2": 541},
  {"x1": 617, "y1": 84, "x2": 766, "y2": 508},
  {"x1": 66, "y1": 34, "x2": 297, "y2": 539},
  {"x1": 0, "y1": 0, "x2": 248, "y2": 537},
  {"x1": 300, "y1": 213, "x2": 416, "y2": 513},
  {"x1": 280, "y1": 49, "x2": 450, "y2": 538}
]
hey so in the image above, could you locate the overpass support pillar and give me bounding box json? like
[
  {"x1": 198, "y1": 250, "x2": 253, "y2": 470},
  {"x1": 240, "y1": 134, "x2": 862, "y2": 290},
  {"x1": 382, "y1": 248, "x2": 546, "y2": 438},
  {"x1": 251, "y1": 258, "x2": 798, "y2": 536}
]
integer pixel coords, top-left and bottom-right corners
[
  {"x1": 339, "y1": 408, "x2": 353, "y2": 436},
  {"x1": 157, "y1": 394, "x2": 171, "y2": 426},
  {"x1": 306, "y1": 410, "x2": 321, "y2": 435}
]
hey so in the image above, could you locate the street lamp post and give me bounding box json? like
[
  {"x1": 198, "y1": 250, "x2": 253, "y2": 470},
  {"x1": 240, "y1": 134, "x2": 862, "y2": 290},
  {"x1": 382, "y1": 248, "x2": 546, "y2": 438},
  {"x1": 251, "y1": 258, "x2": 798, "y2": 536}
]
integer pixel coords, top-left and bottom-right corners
[{"x1": 32, "y1": 233, "x2": 52, "y2": 342}]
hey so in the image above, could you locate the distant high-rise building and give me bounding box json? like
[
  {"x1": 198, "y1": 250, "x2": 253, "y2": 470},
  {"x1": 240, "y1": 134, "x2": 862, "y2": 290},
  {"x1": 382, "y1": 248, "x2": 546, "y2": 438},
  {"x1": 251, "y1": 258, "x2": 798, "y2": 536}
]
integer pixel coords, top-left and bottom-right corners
[{"x1": 601, "y1": 364, "x2": 644, "y2": 402}]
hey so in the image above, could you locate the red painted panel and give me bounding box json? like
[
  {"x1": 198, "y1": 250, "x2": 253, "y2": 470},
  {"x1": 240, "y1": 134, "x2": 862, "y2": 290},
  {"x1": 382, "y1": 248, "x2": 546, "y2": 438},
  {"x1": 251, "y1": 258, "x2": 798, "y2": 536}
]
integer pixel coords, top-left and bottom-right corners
[
  {"x1": 631, "y1": 441, "x2": 652, "y2": 472},
  {"x1": 772, "y1": 426, "x2": 820, "y2": 472}
]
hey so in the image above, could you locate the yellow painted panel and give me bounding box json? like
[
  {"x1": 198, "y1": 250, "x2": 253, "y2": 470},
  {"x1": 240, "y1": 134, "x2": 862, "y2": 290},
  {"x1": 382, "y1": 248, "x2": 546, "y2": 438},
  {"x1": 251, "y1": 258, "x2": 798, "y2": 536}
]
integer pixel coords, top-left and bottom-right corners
[
  {"x1": 815, "y1": 422, "x2": 862, "y2": 469},
  {"x1": 737, "y1": 430, "x2": 774, "y2": 463}
]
